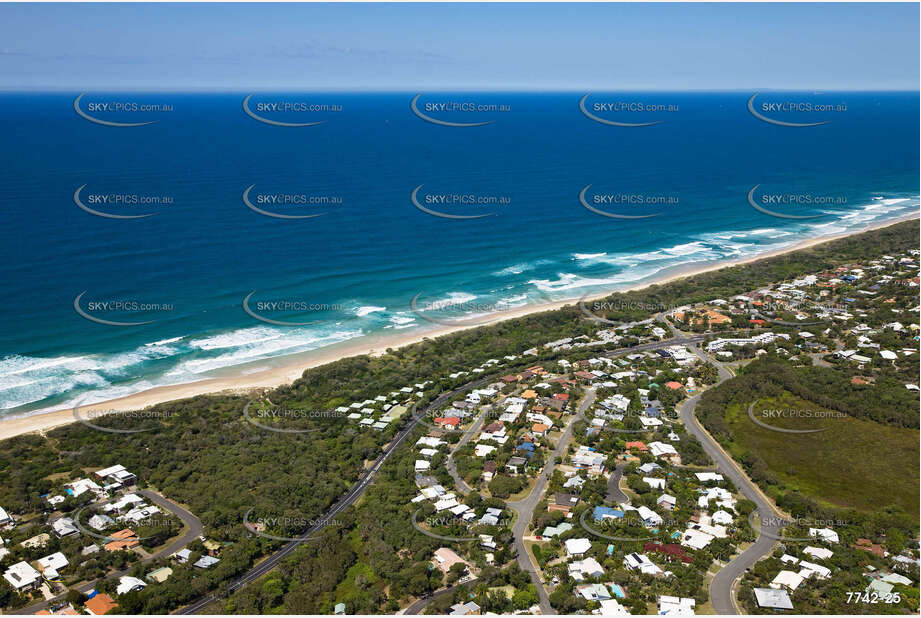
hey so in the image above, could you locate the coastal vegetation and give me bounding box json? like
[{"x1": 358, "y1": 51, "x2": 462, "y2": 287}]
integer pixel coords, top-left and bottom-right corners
[{"x1": 0, "y1": 220, "x2": 916, "y2": 612}]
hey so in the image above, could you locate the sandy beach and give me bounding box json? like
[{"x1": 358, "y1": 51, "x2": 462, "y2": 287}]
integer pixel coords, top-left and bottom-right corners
[{"x1": 3, "y1": 214, "x2": 917, "y2": 442}]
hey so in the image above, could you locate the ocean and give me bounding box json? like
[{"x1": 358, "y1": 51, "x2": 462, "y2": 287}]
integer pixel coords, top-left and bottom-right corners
[{"x1": 0, "y1": 91, "x2": 917, "y2": 416}]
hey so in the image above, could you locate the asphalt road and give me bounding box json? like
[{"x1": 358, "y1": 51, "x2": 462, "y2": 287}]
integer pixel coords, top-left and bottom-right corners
[
  {"x1": 400, "y1": 577, "x2": 477, "y2": 616},
  {"x1": 444, "y1": 404, "x2": 494, "y2": 496},
  {"x1": 505, "y1": 387, "x2": 596, "y2": 616},
  {"x1": 176, "y1": 375, "x2": 495, "y2": 615},
  {"x1": 605, "y1": 463, "x2": 629, "y2": 504},
  {"x1": 678, "y1": 341, "x2": 786, "y2": 615},
  {"x1": 14, "y1": 490, "x2": 202, "y2": 615}
]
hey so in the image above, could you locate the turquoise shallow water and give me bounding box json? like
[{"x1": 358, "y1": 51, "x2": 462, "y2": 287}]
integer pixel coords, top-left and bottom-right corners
[{"x1": 0, "y1": 91, "x2": 917, "y2": 415}]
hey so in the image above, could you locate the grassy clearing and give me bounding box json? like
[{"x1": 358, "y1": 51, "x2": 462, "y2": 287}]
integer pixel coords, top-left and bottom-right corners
[{"x1": 725, "y1": 392, "x2": 919, "y2": 517}]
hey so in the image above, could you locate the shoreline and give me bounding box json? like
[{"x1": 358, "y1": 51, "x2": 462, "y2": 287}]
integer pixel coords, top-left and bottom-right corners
[{"x1": 2, "y1": 213, "x2": 917, "y2": 442}]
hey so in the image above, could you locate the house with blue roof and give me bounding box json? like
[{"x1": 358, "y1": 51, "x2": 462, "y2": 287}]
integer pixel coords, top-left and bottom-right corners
[{"x1": 593, "y1": 506, "x2": 625, "y2": 522}]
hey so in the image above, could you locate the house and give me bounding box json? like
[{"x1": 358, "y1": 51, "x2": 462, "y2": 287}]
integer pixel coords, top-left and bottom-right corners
[
  {"x1": 51, "y1": 517, "x2": 78, "y2": 537},
  {"x1": 36, "y1": 552, "x2": 69, "y2": 579},
  {"x1": 866, "y1": 579, "x2": 894, "y2": 597},
  {"x1": 481, "y1": 461, "x2": 497, "y2": 482},
  {"x1": 433, "y1": 417, "x2": 460, "y2": 430},
  {"x1": 658, "y1": 595, "x2": 696, "y2": 615},
  {"x1": 649, "y1": 441, "x2": 679, "y2": 460},
  {"x1": 809, "y1": 528, "x2": 839, "y2": 543},
  {"x1": 564, "y1": 538, "x2": 592, "y2": 557},
  {"x1": 449, "y1": 601, "x2": 481, "y2": 616},
  {"x1": 506, "y1": 456, "x2": 527, "y2": 474},
  {"x1": 104, "y1": 529, "x2": 139, "y2": 552},
  {"x1": 66, "y1": 478, "x2": 102, "y2": 498},
  {"x1": 541, "y1": 522, "x2": 573, "y2": 538},
  {"x1": 84, "y1": 593, "x2": 119, "y2": 616},
  {"x1": 643, "y1": 477, "x2": 666, "y2": 490},
  {"x1": 753, "y1": 588, "x2": 794, "y2": 610},
  {"x1": 625, "y1": 441, "x2": 648, "y2": 452},
  {"x1": 599, "y1": 598, "x2": 631, "y2": 615},
  {"x1": 770, "y1": 570, "x2": 804, "y2": 591},
  {"x1": 172, "y1": 549, "x2": 192, "y2": 564},
  {"x1": 644, "y1": 542, "x2": 693, "y2": 564},
  {"x1": 88, "y1": 514, "x2": 115, "y2": 531},
  {"x1": 568, "y1": 557, "x2": 605, "y2": 581},
  {"x1": 334, "y1": 602, "x2": 346, "y2": 615},
  {"x1": 623, "y1": 552, "x2": 662, "y2": 576},
  {"x1": 593, "y1": 506, "x2": 625, "y2": 522},
  {"x1": 548, "y1": 493, "x2": 579, "y2": 514},
  {"x1": 3, "y1": 561, "x2": 40, "y2": 591},
  {"x1": 681, "y1": 528, "x2": 715, "y2": 550},
  {"x1": 798, "y1": 560, "x2": 831, "y2": 579},
  {"x1": 475, "y1": 443, "x2": 496, "y2": 458},
  {"x1": 146, "y1": 566, "x2": 173, "y2": 583},
  {"x1": 116, "y1": 575, "x2": 147, "y2": 595},
  {"x1": 194, "y1": 555, "x2": 220, "y2": 569},
  {"x1": 664, "y1": 381, "x2": 683, "y2": 390},
  {"x1": 575, "y1": 582, "x2": 611, "y2": 600},
  {"x1": 531, "y1": 423, "x2": 550, "y2": 437},
  {"x1": 803, "y1": 546, "x2": 833, "y2": 561},
  {"x1": 636, "y1": 505, "x2": 663, "y2": 527},
  {"x1": 432, "y1": 547, "x2": 467, "y2": 574},
  {"x1": 853, "y1": 538, "x2": 885, "y2": 557},
  {"x1": 656, "y1": 494, "x2": 677, "y2": 510},
  {"x1": 711, "y1": 510, "x2": 733, "y2": 525},
  {"x1": 0, "y1": 506, "x2": 12, "y2": 529},
  {"x1": 94, "y1": 464, "x2": 136, "y2": 486}
]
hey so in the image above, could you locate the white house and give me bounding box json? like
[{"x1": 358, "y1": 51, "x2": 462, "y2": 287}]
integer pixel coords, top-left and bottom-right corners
[
  {"x1": 658, "y1": 595, "x2": 696, "y2": 615},
  {"x1": 116, "y1": 575, "x2": 147, "y2": 595},
  {"x1": 36, "y1": 552, "x2": 69, "y2": 579},
  {"x1": 564, "y1": 538, "x2": 592, "y2": 557},
  {"x1": 770, "y1": 570, "x2": 804, "y2": 591},
  {"x1": 3, "y1": 561, "x2": 40, "y2": 591},
  {"x1": 809, "y1": 528, "x2": 839, "y2": 543}
]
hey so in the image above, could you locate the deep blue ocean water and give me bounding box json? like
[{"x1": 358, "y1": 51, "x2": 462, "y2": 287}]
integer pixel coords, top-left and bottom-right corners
[{"x1": 0, "y1": 91, "x2": 917, "y2": 415}]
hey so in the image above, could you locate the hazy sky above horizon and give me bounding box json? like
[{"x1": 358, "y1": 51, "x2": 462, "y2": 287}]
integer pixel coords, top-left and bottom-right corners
[{"x1": 1, "y1": 3, "x2": 918, "y2": 90}]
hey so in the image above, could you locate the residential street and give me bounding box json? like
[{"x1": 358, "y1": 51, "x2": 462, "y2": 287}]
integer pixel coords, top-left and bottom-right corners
[
  {"x1": 679, "y1": 339, "x2": 787, "y2": 615},
  {"x1": 14, "y1": 490, "x2": 202, "y2": 615},
  {"x1": 505, "y1": 387, "x2": 596, "y2": 616}
]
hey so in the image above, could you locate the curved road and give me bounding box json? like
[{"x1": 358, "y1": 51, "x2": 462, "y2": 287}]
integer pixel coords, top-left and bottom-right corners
[
  {"x1": 14, "y1": 490, "x2": 202, "y2": 615},
  {"x1": 678, "y1": 339, "x2": 786, "y2": 615},
  {"x1": 605, "y1": 463, "x2": 629, "y2": 504}
]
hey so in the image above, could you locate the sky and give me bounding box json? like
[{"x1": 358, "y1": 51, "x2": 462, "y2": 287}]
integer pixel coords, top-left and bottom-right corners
[{"x1": 0, "y1": 3, "x2": 918, "y2": 91}]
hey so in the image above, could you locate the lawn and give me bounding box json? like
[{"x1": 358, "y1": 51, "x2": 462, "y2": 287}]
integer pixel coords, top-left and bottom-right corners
[{"x1": 725, "y1": 391, "x2": 919, "y2": 518}]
